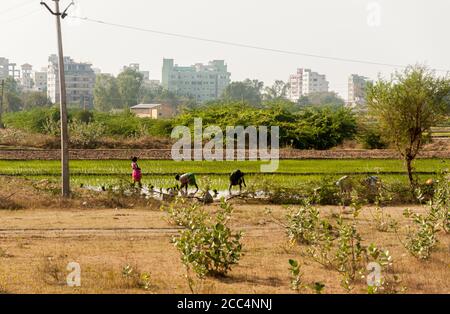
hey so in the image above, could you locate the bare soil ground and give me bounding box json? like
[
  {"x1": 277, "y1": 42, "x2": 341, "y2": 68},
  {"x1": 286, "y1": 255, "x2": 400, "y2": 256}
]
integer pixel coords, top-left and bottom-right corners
[
  {"x1": 0, "y1": 202, "x2": 449, "y2": 294},
  {"x1": 0, "y1": 176, "x2": 448, "y2": 294}
]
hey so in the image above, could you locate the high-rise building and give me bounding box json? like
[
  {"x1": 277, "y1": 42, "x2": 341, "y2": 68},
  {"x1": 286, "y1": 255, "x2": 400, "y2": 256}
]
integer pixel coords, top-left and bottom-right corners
[
  {"x1": 47, "y1": 54, "x2": 96, "y2": 108},
  {"x1": 20, "y1": 63, "x2": 33, "y2": 90},
  {"x1": 288, "y1": 68, "x2": 329, "y2": 101},
  {"x1": 0, "y1": 57, "x2": 9, "y2": 80},
  {"x1": 33, "y1": 68, "x2": 48, "y2": 92},
  {"x1": 347, "y1": 74, "x2": 371, "y2": 108},
  {"x1": 162, "y1": 59, "x2": 231, "y2": 102}
]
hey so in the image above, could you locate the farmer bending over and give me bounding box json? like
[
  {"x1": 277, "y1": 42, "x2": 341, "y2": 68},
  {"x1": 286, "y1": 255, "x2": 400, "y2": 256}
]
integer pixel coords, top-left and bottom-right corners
[
  {"x1": 175, "y1": 173, "x2": 199, "y2": 195},
  {"x1": 229, "y1": 169, "x2": 246, "y2": 194}
]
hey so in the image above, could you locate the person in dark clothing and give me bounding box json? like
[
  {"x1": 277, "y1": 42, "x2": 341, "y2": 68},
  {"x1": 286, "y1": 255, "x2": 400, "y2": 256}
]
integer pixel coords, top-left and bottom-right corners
[{"x1": 229, "y1": 169, "x2": 246, "y2": 194}]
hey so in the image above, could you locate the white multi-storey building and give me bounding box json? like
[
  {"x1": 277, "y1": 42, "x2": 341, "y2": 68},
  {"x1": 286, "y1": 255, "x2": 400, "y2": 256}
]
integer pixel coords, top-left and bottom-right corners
[
  {"x1": 347, "y1": 74, "x2": 371, "y2": 108},
  {"x1": 288, "y1": 68, "x2": 304, "y2": 101},
  {"x1": 288, "y1": 68, "x2": 329, "y2": 101},
  {"x1": 47, "y1": 54, "x2": 96, "y2": 108},
  {"x1": 0, "y1": 57, "x2": 9, "y2": 80},
  {"x1": 33, "y1": 68, "x2": 48, "y2": 92},
  {"x1": 20, "y1": 63, "x2": 33, "y2": 90},
  {"x1": 162, "y1": 59, "x2": 231, "y2": 102}
]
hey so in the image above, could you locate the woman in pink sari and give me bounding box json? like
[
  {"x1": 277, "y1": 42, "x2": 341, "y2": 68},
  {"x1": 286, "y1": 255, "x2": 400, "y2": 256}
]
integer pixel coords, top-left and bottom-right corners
[{"x1": 131, "y1": 156, "x2": 142, "y2": 188}]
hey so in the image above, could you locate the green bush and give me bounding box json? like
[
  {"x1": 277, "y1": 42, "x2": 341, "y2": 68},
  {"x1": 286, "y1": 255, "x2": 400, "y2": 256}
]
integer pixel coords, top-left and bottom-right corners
[
  {"x1": 176, "y1": 102, "x2": 357, "y2": 150},
  {"x1": 69, "y1": 119, "x2": 106, "y2": 148},
  {"x1": 312, "y1": 176, "x2": 341, "y2": 205},
  {"x1": 285, "y1": 202, "x2": 399, "y2": 293},
  {"x1": 93, "y1": 111, "x2": 142, "y2": 137},
  {"x1": 3, "y1": 107, "x2": 59, "y2": 133},
  {"x1": 359, "y1": 128, "x2": 388, "y2": 149},
  {"x1": 71, "y1": 109, "x2": 94, "y2": 123},
  {"x1": 170, "y1": 199, "x2": 243, "y2": 278},
  {"x1": 402, "y1": 172, "x2": 450, "y2": 259}
]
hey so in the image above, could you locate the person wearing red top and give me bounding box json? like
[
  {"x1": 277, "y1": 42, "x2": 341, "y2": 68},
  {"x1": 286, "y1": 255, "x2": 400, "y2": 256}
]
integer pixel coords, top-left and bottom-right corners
[{"x1": 131, "y1": 156, "x2": 142, "y2": 188}]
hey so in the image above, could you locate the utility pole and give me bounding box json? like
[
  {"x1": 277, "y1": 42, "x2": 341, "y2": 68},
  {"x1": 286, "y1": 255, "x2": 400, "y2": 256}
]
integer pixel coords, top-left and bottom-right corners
[
  {"x1": 0, "y1": 80, "x2": 4, "y2": 129},
  {"x1": 41, "y1": 0, "x2": 74, "y2": 198}
]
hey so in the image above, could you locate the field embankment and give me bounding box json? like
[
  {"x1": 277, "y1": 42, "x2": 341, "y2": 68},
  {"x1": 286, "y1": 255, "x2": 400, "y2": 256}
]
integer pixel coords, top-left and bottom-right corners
[{"x1": 0, "y1": 148, "x2": 450, "y2": 160}]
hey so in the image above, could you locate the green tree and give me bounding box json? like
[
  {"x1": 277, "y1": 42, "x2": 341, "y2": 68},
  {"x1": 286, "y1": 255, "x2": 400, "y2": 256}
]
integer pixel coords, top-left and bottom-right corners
[
  {"x1": 117, "y1": 68, "x2": 143, "y2": 108},
  {"x1": 221, "y1": 79, "x2": 264, "y2": 105},
  {"x1": 298, "y1": 92, "x2": 345, "y2": 107},
  {"x1": 264, "y1": 80, "x2": 290, "y2": 101},
  {"x1": 367, "y1": 65, "x2": 450, "y2": 189},
  {"x1": 21, "y1": 91, "x2": 51, "y2": 110},
  {"x1": 94, "y1": 74, "x2": 121, "y2": 111},
  {"x1": 291, "y1": 107, "x2": 357, "y2": 149},
  {"x1": 3, "y1": 77, "x2": 22, "y2": 112}
]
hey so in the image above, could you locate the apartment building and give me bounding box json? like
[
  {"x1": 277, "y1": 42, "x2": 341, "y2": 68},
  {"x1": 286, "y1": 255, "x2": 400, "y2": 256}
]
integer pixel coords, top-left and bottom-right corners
[
  {"x1": 47, "y1": 54, "x2": 96, "y2": 108},
  {"x1": 33, "y1": 68, "x2": 48, "y2": 92},
  {"x1": 347, "y1": 74, "x2": 371, "y2": 108},
  {"x1": 288, "y1": 68, "x2": 329, "y2": 101},
  {"x1": 20, "y1": 63, "x2": 33, "y2": 90},
  {"x1": 162, "y1": 59, "x2": 231, "y2": 102},
  {"x1": 0, "y1": 57, "x2": 9, "y2": 80}
]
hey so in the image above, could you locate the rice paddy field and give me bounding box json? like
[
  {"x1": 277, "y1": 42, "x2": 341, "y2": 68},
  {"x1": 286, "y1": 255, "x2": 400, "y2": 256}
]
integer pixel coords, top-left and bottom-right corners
[{"x1": 0, "y1": 159, "x2": 448, "y2": 189}]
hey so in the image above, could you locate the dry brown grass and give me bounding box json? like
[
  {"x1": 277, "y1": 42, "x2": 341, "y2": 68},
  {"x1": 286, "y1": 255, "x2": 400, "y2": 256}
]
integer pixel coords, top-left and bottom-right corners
[
  {"x1": 0, "y1": 177, "x2": 448, "y2": 294},
  {"x1": 0, "y1": 199, "x2": 449, "y2": 294},
  {"x1": 0, "y1": 176, "x2": 161, "y2": 211}
]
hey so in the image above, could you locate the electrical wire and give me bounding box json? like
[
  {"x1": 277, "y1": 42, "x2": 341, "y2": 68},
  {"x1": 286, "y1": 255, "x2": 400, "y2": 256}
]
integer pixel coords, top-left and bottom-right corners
[
  {"x1": 69, "y1": 15, "x2": 450, "y2": 73},
  {"x1": 0, "y1": 0, "x2": 36, "y2": 16},
  {"x1": 0, "y1": 8, "x2": 41, "y2": 24}
]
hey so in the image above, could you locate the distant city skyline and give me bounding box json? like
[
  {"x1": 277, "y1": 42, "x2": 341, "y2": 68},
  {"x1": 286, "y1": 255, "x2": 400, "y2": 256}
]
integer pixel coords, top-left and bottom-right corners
[{"x1": 2, "y1": 0, "x2": 449, "y2": 100}]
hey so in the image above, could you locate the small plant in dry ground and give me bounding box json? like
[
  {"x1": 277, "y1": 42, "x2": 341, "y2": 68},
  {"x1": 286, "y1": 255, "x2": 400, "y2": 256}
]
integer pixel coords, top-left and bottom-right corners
[
  {"x1": 121, "y1": 264, "x2": 152, "y2": 291},
  {"x1": 285, "y1": 199, "x2": 405, "y2": 293},
  {"x1": 39, "y1": 254, "x2": 68, "y2": 286},
  {"x1": 288, "y1": 259, "x2": 326, "y2": 294},
  {"x1": 401, "y1": 172, "x2": 449, "y2": 260},
  {"x1": 169, "y1": 198, "x2": 243, "y2": 279}
]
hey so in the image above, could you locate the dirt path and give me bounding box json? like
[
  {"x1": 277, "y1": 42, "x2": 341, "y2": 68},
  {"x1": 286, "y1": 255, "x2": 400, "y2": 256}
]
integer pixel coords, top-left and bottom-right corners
[
  {"x1": 0, "y1": 226, "x2": 279, "y2": 238},
  {"x1": 1, "y1": 148, "x2": 449, "y2": 160}
]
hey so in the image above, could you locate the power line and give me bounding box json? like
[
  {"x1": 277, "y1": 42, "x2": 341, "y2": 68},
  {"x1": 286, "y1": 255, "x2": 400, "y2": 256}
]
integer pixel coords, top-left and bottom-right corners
[
  {"x1": 0, "y1": 8, "x2": 41, "y2": 24},
  {"x1": 69, "y1": 15, "x2": 450, "y2": 73},
  {"x1": 0, "y1": 0, "x2": 36, "y2": 16}
]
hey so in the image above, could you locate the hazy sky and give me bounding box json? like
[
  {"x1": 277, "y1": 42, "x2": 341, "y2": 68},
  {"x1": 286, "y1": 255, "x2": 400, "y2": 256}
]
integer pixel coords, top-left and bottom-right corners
[{"x1": 2, "y1": 0, "x2": 449, "y2": 99}]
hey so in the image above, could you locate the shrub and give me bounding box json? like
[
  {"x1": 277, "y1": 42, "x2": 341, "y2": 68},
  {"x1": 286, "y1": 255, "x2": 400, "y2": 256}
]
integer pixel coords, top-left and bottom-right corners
[
  {"x1": 69, "y1": 119, "x2": 106, "y2": 148},
  {"x1": 171, "y1": 199, "x2": 243, "y2": 278},
  {"x1": 359, "y1": 128, "x2": 388, "y2": 149},
  {"x1": 93, "y1": 111, "x2": 141, "y2": 137},
  {"x1": 261, "y1": 182, "x2": 308, "y2": 205},
  {"x1": 286, "y1": 201, "x2": 399, "y2": 292},
  {"x1": 288, "y1": 259, "x2": 302, "y2": 291},
  {"x1": 176, "y1": 102, "x2": 357, "y2": 150},
  {"x1": 42, "y1": 116, "x2": 60, "y2": 136},
  {"x1": 39, "y1": 254, "x2": 67, "y2": 286},
  {"x1": 71, "y1": 109, "x2": 94, "y2": 123},
  {"x1": 312, "y1": 176, "x2": 341, "y2": 205},
  {"x1": 432, "y1": 172, "x2": 450, "y2": 233},
  {"x1": 402, "y1": 206, "x2": 441, "y2": 260},
  {"x1": 3, "y1": 107, "x2": 60, "y2": 133},
  {"x1": 121, "y1": 264, "x2": 152, "y2": 291},
  {"x1": 400, "y1": 172, "x2": 449, "y2": 259},
  {"x1": 286, "y1": 202, "x2": 323, "y2": 245}
]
